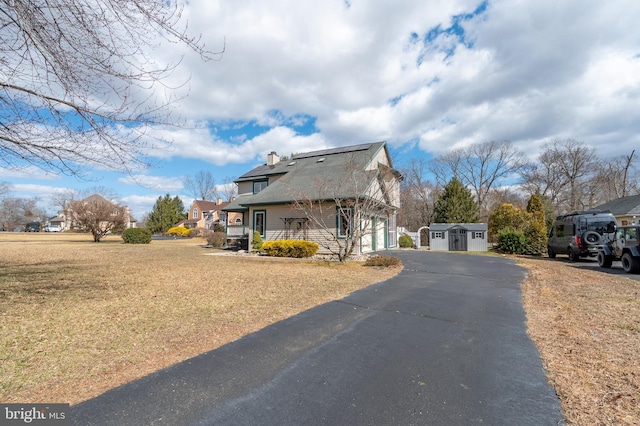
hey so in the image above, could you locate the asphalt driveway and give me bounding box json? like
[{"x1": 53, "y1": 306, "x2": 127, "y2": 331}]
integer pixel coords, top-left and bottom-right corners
[{"x1": 72, "y1": 251, "x2": 563, "y2": 425}]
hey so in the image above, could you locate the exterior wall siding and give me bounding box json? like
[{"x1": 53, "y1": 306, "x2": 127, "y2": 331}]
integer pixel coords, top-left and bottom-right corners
[{"x1": 429, "y1": 224, "x2": 488, "y2": 252}]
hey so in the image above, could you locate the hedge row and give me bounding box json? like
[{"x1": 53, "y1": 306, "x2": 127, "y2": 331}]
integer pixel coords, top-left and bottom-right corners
[{"x1": 262, "y1": 240, "x2": 319, "y2": 258}]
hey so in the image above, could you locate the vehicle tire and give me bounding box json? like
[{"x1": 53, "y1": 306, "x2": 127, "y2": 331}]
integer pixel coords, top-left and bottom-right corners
[
  {"x1": 547, "y1": 246, "x2": 556, "y2": 258},
  {"x1": 597, "y1": 251, "x2": 613, "y2": 268},
  {"x1": 582, "y1": 231, "x2": 602, "y2": 245},
  {"x1": 621, "y1": 253, "x2": 640, "y2": 274},
  {"x1": 568, "y1": 248, "x2": 579, "y2": 262}
]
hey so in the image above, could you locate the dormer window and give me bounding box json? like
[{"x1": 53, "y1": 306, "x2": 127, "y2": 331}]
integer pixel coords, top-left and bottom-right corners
[{"x1": 253, "y1": 180, "x2": 268, "y2": 194}]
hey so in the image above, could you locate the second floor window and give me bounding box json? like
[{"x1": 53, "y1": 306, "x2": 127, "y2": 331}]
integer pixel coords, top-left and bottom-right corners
[
  {"x1": 253, "y1": 180, "x2": 268, "y2": 194},
  {"x1": 193, "y1": 208, "x2": 198, "y2": 219}
]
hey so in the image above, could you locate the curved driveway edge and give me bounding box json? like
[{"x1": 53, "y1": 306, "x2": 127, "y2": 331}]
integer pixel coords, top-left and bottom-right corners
[{"x1": 72, "y1": 251, "x2": 563, "y2": 425}]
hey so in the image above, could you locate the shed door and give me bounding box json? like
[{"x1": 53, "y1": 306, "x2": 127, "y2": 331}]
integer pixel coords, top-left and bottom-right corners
[{"x1": 449, "y1": 228, "x2": 467, "y2": 251}]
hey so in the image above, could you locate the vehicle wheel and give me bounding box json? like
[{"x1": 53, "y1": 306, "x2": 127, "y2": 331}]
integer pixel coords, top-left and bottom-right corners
[
  {"x1": 582, "y1": 231, "x2": 602, "y2": 245},
  {"x1": 568, "y1": 248, "x2": 578, "y2": 262},
  {"x1": 621, "y1": 253, "x2": 640, "y2": 274},
  {"x1": 597, "y1": 252, "x2": 613, "y2": 268},
  {"x1": 547, "y1": 246, "x2": 556, "y2": 259}
]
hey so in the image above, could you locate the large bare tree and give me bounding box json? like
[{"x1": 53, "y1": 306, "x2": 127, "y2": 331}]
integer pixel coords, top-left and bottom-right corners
[
  {"x1": 429, "y1": 140, "x2": 527, "y2": 221},
  {"x1": 399, "y1": 158, "x2": 438, "y2": 230},
  {"x1": 521, "y1": 139, "x2": 599, "y2": 214},
  {"x1": 183, "y1": 170, "x2": 218, "y2": 201},
  {"x1": 69, "y1": 193, "x2": 129, "y2": 242},
  {"x1": 0, "y1": 0, "x2": 222, "y2": 176}
]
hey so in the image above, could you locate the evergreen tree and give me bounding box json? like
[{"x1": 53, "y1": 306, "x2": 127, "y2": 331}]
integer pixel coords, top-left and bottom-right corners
[
  {"x1": 488, "y1": 203, "x2": 528, "y2": 242},
  {"x1": 433, "y1": 177, "x2": 479, "y2": 223},
  {"x1": 146, "y1": 194, "x2": 187, "y2": 234},
  {"x1": 524, "y1": 193, "x2": 548, "y2": 256}
]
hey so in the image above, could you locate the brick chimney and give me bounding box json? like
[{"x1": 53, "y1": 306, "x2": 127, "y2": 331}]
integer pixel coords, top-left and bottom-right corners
[{"x1": 267, "y1": 151, "x2": 279, "y2": 166}]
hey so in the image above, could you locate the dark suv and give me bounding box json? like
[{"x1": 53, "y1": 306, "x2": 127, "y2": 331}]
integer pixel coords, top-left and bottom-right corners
[{"x1": 547, "y1": 210, "x2": 617, "y2": 261}]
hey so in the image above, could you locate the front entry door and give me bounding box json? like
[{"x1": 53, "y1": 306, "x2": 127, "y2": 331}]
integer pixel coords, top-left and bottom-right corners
[{"x1": 449, "y1": 228, "x2": 467, "y2": 251}]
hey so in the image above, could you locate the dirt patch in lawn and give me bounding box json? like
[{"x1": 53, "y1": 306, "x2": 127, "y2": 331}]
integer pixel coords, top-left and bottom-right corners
[
  {"x1": 0, "y1": 233, "x2": 400, "y2": 405},
  {"x1": 519, "y1": 257, "x2": 639, "y2": 425}
]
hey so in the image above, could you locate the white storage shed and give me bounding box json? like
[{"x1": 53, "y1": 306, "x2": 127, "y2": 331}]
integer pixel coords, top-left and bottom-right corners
[{"x1": 429, "y1": 223, "x2": 488, "y2": 252}]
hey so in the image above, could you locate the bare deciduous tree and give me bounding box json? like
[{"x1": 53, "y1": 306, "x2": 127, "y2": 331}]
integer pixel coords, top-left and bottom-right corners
[
  {"x1": 183, "y1": 171, "x2": 218, "y2": 201},
  {"x1": 521, "y1": 139, "x2": 597, "y2": 214},
  {"x1": 0, "y1": 196, "x2": 47, "y2": 231},
  {"x1": 290, "y1": 155, "x2": 399, "y2": 262},
  {"x1": 69, "y1": 194, "x2": 128, "y2": 242},
  {"x1": 399, "y1": 158, "x2": 438, "y2": 230},
  {"x1": 0, "y1": 0, "x2": 222, "y2": 176},
  {"x1": 429, "y1": 140, "x2": 527, "y2": 221},
  {"x1": 218, "y1": 176, "x2": 238, "y2": 202},
  {"x1": 0, "y1": 182, "x2": 10, "y2": 198},
  {"x1": 593, "y1": 150, "x2": 638, "y2": 201}
]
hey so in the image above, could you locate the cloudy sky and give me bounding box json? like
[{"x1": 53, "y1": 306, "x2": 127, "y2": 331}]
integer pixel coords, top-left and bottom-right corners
[{"x1": 2, "y1": 0, "x2": 639, "y2": 219}]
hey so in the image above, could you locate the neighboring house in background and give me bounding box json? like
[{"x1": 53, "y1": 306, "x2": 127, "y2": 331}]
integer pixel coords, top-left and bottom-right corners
[
  {"x1": 593, "y1": 194, "x2": 640, "y2": 226},
  {"x1": 178, "y1": 199, "x2": 243, "y2": 230},
  {"x1": 429, "y1": 223, "x2": 488, "y2": 252},
  {"x1": 51, "y1": 194, "x2": 136, "y2": 230},
  {"x1": 223, "y1": 141, "x2": 402, "y2": 255}
]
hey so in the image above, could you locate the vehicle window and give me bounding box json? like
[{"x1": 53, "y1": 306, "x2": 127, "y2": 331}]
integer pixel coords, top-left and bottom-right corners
[
  {"x1": 587, "y1": 219, "x2": 616, "y2": 234},
  {"x1": 625, "y1": 228, "x2": 637, "y2": 241},
  {"x1": 563, "y1": 223, "x2": 573, "y2": 236}
]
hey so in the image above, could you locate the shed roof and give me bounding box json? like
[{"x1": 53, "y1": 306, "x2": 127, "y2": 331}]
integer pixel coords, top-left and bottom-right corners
[{"x1": 429, "y1": 223, "x2": 488, "y2": 232}]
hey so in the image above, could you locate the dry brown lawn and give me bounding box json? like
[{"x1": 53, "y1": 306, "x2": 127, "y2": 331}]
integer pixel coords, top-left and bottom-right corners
[
  {"x1": 0, "y1": 233, "x2": 400, "y2": 405},
  {"x1": 520, "y1": 257, "x2": 639, "y2": 425},
  {"x1": 1, "y1": 233, "x2": 638, "y2": 425}
]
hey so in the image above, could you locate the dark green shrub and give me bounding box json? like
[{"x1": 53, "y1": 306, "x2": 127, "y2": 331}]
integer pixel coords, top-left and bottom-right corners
[
  {"x1": 252, "y1": 231, "x2": 264, "y2": 251},
  {"x1": 214, "y1": 223, "x2": 226, "y2": 233},
  {"x1": 262, "y1": 240, "x2": 319, "y2": 258},
  {"x1": 398, "y1": 233, "x2": 414, "y2": 248},
  {"x1": 364, "y1": 255, "x2": 402, "y2": 267},
  {"x1": 497, "y1": 227, "x2": 527, "y2": 254},
  {"x1": 206, "y1": 232, "x2": 227, "y2": 247},
  {"x1": 121, "y1": 228, "x2": 152, "y2": 244}
]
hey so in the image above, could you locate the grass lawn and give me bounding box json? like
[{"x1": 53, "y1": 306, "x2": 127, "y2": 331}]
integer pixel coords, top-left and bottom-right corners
[{"x1": 0, "y1": 232, "x2": 400, "y2": 404}]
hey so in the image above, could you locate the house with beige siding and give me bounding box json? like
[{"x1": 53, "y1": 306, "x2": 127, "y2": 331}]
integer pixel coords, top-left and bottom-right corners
[
  {"x1": 223, "y1": 142, "x2": 402, "y2": 256},
  {"x1": 179, "y1": 199, "x2": 242, "y2": 230}
]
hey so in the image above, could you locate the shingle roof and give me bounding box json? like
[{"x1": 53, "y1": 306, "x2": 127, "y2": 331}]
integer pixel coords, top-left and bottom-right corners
[
  {"x1": 193, "y1": 200, "x2": 229, "y2": 211},
  {"x1": 594, "y1": 194, "x2": 640, "y2": 216},
  {"x1": 226, "y1": 142, "x2": 393, "y2": 209}
]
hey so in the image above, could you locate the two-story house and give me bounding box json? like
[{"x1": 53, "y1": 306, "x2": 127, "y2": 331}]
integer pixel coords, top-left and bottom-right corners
[{"x1": 223, "y1": 141, "x2": 402, "y2": 256}]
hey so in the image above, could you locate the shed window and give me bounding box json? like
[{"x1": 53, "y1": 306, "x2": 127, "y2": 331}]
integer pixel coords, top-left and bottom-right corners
[
  {"x1": 472, "y1": 231, "x2": 484, "y2": 239},
  {"x1": 432, "y1": 231, "x2": 444, "y2": 239}
]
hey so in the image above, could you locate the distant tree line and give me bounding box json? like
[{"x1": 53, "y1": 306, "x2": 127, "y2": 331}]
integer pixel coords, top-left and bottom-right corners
[{"x1": 399, "y1": 138, "x2": 639, "y2": 233}]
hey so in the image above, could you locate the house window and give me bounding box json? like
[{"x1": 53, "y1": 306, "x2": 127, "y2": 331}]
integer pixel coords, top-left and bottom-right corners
[
  {"x1": 193, "y1": 208, "x2": 198, "y2": 219},
  {"x1": 432, "y1": 231, "x2": 444, "y2": 239},
  {"x1": 235, "y1": 217, "x2": 242, "y2": 224},
  {"x1": 253, "y1": 180, "x2": 268, "y2": 194},
  {"x1": 337, "y1": 207, "x2": 353, "y2": 238},
  {"x1": 254, "y1": 210, "x2": 266, "y2": 238},
  {"x1": 388, "y1": 214, "x2": 397, "y2": 247}
]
